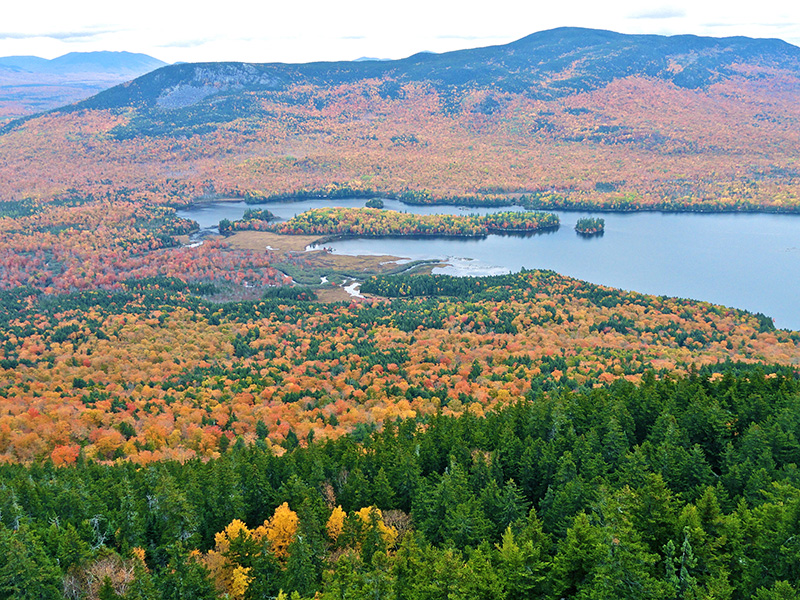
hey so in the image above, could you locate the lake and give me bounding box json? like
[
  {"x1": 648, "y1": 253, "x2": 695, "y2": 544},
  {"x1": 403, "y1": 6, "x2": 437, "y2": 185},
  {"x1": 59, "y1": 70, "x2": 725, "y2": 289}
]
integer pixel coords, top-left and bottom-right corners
[{"x1": 178, "y1": 199, "x2": 800, "y2": 330}]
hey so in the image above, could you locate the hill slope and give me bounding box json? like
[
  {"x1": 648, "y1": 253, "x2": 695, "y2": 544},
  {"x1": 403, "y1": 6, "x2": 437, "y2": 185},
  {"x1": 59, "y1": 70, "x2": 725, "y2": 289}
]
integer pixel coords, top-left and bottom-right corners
[{"x1": 1, "y1": 28, "x2": 799, "y2": 210}]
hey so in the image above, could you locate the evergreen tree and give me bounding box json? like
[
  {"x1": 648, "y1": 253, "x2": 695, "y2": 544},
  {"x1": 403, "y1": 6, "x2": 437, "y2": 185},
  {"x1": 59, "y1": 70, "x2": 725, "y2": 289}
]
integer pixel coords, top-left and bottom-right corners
[
  {"x1": 495, "y1": 526, "x2": 549, "y2": 600},
  {"x1": 155, "y1": 545, "x2": 217, "y2": 600},
  {"x1": 551, "y1": 512, "x2": 606, "y2": 598},
  {"x1": 0, "y1": 524, "x2": 63, "y2": 600},
  {"x1": 457, "y1": 544, "x2": 503, "y2": 599},
  {"x1": 372, "y1": 468, "x2": 396, "y2": 510},
  {"x1": 99, "y1": 576, "x2": 123, "y2": 600},
  {"x1": 284, "y1": 531, "x2": 318, "y2": 596},
  {"x1": 44, "y1": 521, "x2": 91, "y2": 572},
  {"x1": 663, "y1": 529, "x2": 698, "y2": 600},
  {"x1": 341, "y1": 468, "x2": 372, "y2": 512},
  {"x1": 125, "y1": 560, "x2": 160, "y2": 600},
  {"x1": 753, "y1": 581, "x2": 800, "y2": 600}
]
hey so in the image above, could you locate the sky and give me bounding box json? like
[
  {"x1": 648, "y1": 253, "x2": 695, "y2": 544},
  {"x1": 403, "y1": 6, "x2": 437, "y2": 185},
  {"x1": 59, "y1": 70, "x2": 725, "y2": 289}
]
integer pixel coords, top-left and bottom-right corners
[{"x1": 2, "y1": 0, "x2": 799, "y2": 64}]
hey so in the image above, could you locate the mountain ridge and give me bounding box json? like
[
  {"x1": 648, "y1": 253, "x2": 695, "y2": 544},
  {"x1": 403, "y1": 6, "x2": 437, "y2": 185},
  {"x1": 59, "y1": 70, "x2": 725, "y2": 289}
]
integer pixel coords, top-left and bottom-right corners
[
  {"x1": 0, "y1": 50, "x2": 166, "y2": 74},
  {"x1": 77, "y1": 27, "x2": 800, "y2": 112}
]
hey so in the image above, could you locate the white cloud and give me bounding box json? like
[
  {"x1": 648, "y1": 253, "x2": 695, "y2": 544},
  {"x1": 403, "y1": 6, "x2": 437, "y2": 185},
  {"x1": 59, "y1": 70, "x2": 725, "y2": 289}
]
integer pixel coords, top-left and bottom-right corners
[{"x1": 629, "y1": 7, "x2": 687, "y2": 20}]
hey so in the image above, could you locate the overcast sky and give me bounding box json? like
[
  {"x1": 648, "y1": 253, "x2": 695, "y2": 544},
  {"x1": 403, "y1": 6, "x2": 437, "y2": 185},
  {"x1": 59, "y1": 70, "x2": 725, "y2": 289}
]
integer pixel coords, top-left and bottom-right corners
[{"x1": 2, "y1": 0, "x2": 799, "y2": 64}]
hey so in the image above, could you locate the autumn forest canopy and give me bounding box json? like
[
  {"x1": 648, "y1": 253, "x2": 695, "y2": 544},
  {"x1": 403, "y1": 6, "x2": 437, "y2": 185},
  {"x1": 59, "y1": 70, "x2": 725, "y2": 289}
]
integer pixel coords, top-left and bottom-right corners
[
  {"x1": 1, "y1": 270, "x2": 800, "y2": 598},
  {"x1": 1, "y1": 26, "x2": 800, "y2": 600}
]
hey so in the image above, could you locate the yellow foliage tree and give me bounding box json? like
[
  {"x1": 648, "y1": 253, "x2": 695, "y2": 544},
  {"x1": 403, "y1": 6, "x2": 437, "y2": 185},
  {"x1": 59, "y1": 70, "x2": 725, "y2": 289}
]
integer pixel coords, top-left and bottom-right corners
[
  {"x1": 326, "y1": 505, "x2": 347, "y2": 542},
  {"x1": 201, "y1": 503, "x2": 300, "y2": 600},
  {"x1": 131, "y1": 547, "x2": 146, "y2": 564},
  {"x1": 265, "y1": 502, "x2": 299, "y2": 559},
  {"x1": 355, "y1": 506, "x2": 398, "y2": 547},
  {"x1": 201, "y1": 519, "x2": 254, "y2": 600}
]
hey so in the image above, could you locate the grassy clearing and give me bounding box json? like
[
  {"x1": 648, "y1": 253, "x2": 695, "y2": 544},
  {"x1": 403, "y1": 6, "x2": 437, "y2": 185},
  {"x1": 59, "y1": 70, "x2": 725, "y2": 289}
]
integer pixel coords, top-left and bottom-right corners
[
  {"x1": 226, "y1": 231, "x2": 320, "y2": 252},
  {"x1": 315, "y1": 286, "x2": 356, "y2": 303}
]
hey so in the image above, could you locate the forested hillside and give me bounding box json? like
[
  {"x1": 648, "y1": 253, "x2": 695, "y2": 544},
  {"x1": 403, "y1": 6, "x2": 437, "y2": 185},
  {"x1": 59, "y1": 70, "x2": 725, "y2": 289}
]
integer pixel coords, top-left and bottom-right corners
[
  {"x1": 1, "y1": 271, "x2": 797, "y2": 464},
  {"x1": 2, "y1": 369, "x2": 800, "y2": 599},
  {"x1": 1, "y1": 28, "x2": 799, "y2": 210}
]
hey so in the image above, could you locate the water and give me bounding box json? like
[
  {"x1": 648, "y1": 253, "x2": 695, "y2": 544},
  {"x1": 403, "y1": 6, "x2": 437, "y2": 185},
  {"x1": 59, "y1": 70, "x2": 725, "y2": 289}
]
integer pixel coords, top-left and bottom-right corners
[
  {"x1": 178, "y1": 200, "x2": 800, "y2": 330},
  {"x1": 178, "y1": 197, "x2": 524, "y2": 229}
]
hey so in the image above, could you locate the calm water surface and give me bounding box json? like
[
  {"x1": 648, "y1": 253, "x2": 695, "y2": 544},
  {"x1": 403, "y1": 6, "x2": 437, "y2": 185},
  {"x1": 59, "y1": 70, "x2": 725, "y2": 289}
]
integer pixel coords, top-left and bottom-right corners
[{"x1": 178, "y1": 200, "x2": 800, "y2": 330}]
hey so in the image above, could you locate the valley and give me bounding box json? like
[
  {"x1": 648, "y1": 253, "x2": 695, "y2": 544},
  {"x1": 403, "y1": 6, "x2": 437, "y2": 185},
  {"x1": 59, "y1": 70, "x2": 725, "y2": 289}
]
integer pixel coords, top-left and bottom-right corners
[{"x1": 0, "y1": 26, "x2": 799, "y2": 600}]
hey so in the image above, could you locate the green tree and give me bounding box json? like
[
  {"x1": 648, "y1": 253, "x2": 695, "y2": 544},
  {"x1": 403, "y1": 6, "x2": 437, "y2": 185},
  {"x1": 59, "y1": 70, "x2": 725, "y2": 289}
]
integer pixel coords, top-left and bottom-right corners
[
  {"x1": 753, "y1": 581, "x2": 800, "y2": 600},
  {"x1": 341, "y1": 468, "x2": 372, "y2": 512},
  {"x1": 458, "y1": 544, "x2": 503, "y2": 600},
  {"x1": 495, "y1": 526, "x2": 549, "y2": 600},
  {"x1": 125, "y1": 560, "x2": 160, "y2": 600},
  {"x1": 664, "y1": 530, "x2": 698, "y2": 600},
  {"x1": 0, "y1": 524, "x2": 63, "y2": 600},
  {"x1": 372, "y1": 468, "x2": 396, "y2": 510},
  {"x1": 155, "y1": 545, "x2": 217, "y2": 600},
  {"x1": 551, "y1": 512, "x2": 606, "y2": 598},
  {"x1": 284, "y1": 521, "x2": 320, "y2": 597}
]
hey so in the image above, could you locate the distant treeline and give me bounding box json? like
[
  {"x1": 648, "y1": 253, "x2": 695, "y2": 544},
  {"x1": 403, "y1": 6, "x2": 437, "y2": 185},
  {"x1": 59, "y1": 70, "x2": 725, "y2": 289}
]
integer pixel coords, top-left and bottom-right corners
[{"x1": 239, "y1": 185, "x2": 515, "y2": 207}]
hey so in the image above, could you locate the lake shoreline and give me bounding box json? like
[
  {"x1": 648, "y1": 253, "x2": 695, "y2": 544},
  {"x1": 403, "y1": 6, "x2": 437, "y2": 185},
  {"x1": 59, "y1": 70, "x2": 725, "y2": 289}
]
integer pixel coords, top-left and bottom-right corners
[
  {"x1": 184, "y1": 194, "x2": 800, "y2": 216},
  {"x1": 308, "y1": 225, "x2": 560, "y2": 246},
  {"x1": 177, "y1": 198, "x2": 800, "y2": 330}
]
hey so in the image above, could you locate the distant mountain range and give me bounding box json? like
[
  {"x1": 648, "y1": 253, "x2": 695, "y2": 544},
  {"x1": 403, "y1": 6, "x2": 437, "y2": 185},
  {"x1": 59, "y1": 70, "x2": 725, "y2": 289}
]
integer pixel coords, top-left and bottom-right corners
[{"x1": 0, "y1": 51, "x2": 167, "y2": 121}]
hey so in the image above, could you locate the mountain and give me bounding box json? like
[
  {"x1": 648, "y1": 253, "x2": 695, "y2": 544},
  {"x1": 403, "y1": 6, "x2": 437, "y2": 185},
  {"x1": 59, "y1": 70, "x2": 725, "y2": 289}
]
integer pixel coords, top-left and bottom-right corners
[
  {"x1": 79, "y1": 27, "x2": 800, "y2": 110},
  {"x1": 0, "y1": 51, "x2": 167, "y2": 121},
  {"x1": 44, "y1": 51, "x2": 166, "y2": 74},
  {"x1": 1, "y1": 28, "x2": 799, "y2": 212},
  {"x1": 0, "y1": 55, "x2": 50, "y2": 71}
]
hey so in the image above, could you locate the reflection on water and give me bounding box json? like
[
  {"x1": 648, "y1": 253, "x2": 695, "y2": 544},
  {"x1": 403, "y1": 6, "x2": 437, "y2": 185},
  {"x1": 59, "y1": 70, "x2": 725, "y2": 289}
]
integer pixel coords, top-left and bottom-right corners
[{"x1": 178, "y1": 199, "x2": 800, "y2": 330}]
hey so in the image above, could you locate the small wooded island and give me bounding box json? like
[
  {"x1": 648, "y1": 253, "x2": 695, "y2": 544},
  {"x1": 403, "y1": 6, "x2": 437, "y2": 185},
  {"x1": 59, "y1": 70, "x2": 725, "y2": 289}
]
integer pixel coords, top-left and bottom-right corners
[
  {"x1": 575, "y1": 217, "x2": 605, "y2": 235},
  {"x1": 236, "y1": 207, "x2": 559, "y2": 238},
  {"x1": 219, "y1": 208, "x2": 277, "y2": 234}
]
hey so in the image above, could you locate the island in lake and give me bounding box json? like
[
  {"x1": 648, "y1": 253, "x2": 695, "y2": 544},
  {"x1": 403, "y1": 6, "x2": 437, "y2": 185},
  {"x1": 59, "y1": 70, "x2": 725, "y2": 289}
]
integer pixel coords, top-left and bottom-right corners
[
  {"x1": 575, "y1": 217, "x2": 605, "y2": 235},
  {"x1": 251, "y1": 207, "x2": 560, "y2": 239}
]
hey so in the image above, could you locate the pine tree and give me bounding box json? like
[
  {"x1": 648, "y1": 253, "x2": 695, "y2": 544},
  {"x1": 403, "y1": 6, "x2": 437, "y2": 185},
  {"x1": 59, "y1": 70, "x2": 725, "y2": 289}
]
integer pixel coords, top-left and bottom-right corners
[
  {"x1": 496, "y1": 526, "x2": 549, "y2": 600},
  {"x1": 457, "y1": 544, "x2": 503, "y2": 599},
  {"x1": 0, "y1": 524, "x2": 63, "y2": 600},
  {"x1": 155, "y1": 545, "x2": 217, "y2": 600},
  {"x1": 284, "y1": 532, "x2": 317, "y2": 596},
  {"x1": 99, "y1": 576, "x2": 122, "y2": 600},
  {"x1": 753, "y1": 581, "x2": 800, "y2": 600},
  {"x1": 372, "y1": 468, "x2": 396, "y2": 510},
  {"x1": 551, "y1": 512, "x2": 606, "y2": 598},
  {"x1": 663, "y1": 528, "x2": 698, "y2": 600},
  {"x1": 125, "y1": 560, "x2": 160, "y2": 600}
]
